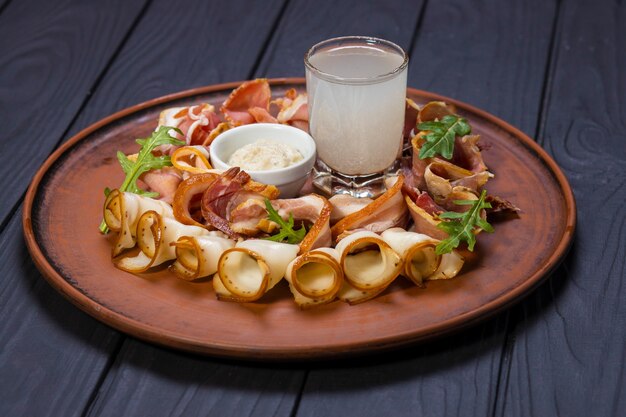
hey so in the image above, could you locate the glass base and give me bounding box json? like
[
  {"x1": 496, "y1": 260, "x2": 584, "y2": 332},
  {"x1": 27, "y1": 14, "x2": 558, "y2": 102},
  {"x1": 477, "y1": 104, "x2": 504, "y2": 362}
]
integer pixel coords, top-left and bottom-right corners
[{"x1": 312, "y1": 159, "x2": 401, "y2": 199}]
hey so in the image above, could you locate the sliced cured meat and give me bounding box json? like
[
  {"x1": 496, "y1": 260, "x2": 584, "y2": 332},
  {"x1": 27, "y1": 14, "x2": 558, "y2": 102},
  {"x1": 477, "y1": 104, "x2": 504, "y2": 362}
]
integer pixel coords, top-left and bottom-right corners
[
  {"x1": 274, "y1": 88, "x2": 309, "y2": 130},
  {"x1": 220, "y1": 78, "x2": 271, "y2": 126},
  {"x1": 201, "y1": 167, "x2": 250, "y2": 238},
  {"x1": 140, "y1": 166, "x2": 183, "y2": 204},
  {"x1": 331, "y1": 176, "x2": 408, "y2": 241}
]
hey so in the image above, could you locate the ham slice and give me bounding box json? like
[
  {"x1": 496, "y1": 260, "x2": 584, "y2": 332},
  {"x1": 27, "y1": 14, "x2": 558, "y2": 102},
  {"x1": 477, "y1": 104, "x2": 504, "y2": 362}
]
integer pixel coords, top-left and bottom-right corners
[
  {"x1": 221, "y1": 79, "x2": 272, "y2": 126},
  {"x1": 201, "y1": 167, "x2": 250, "y2": 238},
  {"x1": 140, "y1": 166, "x2": 182, "y2": 204},
  {"x1": 451, "y1": 135, "x2": 488, "y2": 173},
  {"x1": 156, "y1": 104, "x2": 220, "y2": 153},
  {"x1": 273, "y1": 89, "x2": 309, "y2": 131}
]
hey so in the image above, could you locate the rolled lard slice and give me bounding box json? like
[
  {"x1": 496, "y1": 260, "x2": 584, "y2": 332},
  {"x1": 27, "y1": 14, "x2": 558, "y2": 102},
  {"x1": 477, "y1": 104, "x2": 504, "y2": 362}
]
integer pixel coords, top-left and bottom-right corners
[
  {"x1": 285, "y1": 247, "x2": 343, "y2": 309},
  {"x1": 381, "y1": 227, "x2": 464, "y2": 285},
  {"x1": 337, "y1": 282, "x2": 387, "y2": 305},
  {"x1": 103, "y1": 189, "x2": 174, "y2": 256},
  {"x1": 292, "y1": 247, "x2": 386, "y2": 306},
  {"x1": 214, "y1": 240, "x2": 299, "y2": 302},
  {"x1": 170, "y1": 232, "x2": 235, "y2": 281},
  {"x1": 335, "y1": 230, "x2": 402, "y2": 292},
  {"x1": 115, "y1": 211, "x2": 209, "y2": 273}
]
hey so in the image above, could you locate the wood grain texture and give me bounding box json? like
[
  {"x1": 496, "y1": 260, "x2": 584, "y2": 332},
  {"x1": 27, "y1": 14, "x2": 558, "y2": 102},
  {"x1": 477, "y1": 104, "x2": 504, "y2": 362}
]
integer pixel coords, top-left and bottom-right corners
[
  {"x1": 66, "y1": 0, "x2": 285, "y2": 139},
  {"x1": 0, "y1": 211, "x2": 121, "y2": 417},
  {"x1": 2, "y1": 0, "x2": 297, "y2": 416},
  {"x1": 296, "y1": 319, "x2": 507, "y2": 417},
  {"x1": 295, "y1": 1, "x2": 557, "y2": 416},
  {"x1": 0, "y1": 1, "x2": 144, "y2": 416},
  {"x1": 409, "y1": 0, "x2": 556, "y2": 136},
  {"x1": 502, "y1": 1, "x2": 626, "y2": 416},
  {"x1": 257, "y1": 0, "x2": 424, "y2": 77},
  {"x1": 0, "y1": 0, "x2": 147, "y2": 227},
  {"x1": 52, "y1": 1, "x2": 307, "y2": 416},
  {"x1": 84, "y1": 340, "x2": 304, "y2": 417}
]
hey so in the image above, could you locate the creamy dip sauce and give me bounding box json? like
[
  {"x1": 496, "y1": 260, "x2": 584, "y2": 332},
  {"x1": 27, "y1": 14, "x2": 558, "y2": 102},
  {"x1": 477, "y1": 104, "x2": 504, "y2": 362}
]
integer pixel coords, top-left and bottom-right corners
[{"x1": 228, "y1": 139, "x2": 303, "y2": 171}]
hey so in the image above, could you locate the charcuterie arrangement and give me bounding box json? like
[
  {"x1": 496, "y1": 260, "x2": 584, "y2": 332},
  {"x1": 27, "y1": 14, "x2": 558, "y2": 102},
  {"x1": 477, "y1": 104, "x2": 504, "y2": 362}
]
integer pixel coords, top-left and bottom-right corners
[{"x1": 100, "y1": 79, "x2": 518, "y2": 309}]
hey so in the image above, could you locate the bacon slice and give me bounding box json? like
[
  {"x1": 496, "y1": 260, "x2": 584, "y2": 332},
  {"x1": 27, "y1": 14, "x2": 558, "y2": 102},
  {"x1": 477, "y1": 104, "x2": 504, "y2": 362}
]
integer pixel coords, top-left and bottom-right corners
[
  {"x1": 178, "y1": 104, "x2": 221, "y2": 145},
  {"x1": 273, "y1": 88, "x2": 309, "y2": 131},
  {"x1": 328, "y1": 194, "x2": 373, "y2": 224},
  {"x1": 424, "y1": 160, "x2": 493, "y2": 203},
  {"x1": 172, "y1": 173, "x2": 220, "y2": 228},
  {"x1": 331, "y1": 175, "x2": 408, "y2": 241},
  {"x1": 156, "y1": 104, "x2": 220, "y2": 153},
  {"x1": 220, "y1": 79, "x2": 271, "y2": 126},
  {"x1": 404, "y1": 195, "x2": 447, "y2": 240},
  {"x1": 248, "y1": 107, "x2": 278, "y2": 123},
  {"x1": 229, "y1": 194, "x2": 332, "y2": 252},
  {"x1": 451, "y1": 134, "x2": 488, "y2": 173},
  {"x1": 201, "y1": 167, "x2": 250, "y2": 238}
]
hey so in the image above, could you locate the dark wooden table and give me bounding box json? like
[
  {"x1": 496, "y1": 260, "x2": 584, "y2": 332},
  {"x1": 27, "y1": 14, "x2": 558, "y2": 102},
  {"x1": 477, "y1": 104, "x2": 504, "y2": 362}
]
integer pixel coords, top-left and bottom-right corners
[{"x1": 2, "y1": 0, "x2": 624, "y2": 415}]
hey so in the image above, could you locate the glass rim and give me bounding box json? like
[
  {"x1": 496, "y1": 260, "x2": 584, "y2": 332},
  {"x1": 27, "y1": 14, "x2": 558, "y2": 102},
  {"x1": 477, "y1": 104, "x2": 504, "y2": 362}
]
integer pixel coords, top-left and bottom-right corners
[{"x1": 304, "y1": 36, "x2": 409, "y2": 85}]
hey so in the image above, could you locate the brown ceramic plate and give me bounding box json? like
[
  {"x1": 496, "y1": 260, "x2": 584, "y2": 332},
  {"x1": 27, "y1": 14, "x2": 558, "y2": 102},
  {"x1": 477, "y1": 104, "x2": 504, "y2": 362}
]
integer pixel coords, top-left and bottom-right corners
[{"x1": 23, "y1": 78, "x2": 575, "y2": 360}]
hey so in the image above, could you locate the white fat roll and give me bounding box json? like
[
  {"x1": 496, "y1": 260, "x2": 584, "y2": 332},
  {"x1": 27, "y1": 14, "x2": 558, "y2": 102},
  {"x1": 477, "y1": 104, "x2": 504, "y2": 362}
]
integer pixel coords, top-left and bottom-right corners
[
  {"x1": 214, "y1": 240, "x2": 299, "y2": 302},
  {"x1": 285, "y1": 248, "x2": 343, "y2": 309},
  {"x1": 335, "y1": 230, "x2": 402, "y2": 292},
  {"x1": 429, "y1": 249, "x2": 465, "y2": 280},
  {"x1": 170, "y1": 232, "x2": 235, "y2": 280},
  {"x1": 115, "y1": 211, "x2": 209, "y2": 273},
  {"x1": 103, "y1": 189, "x2": 174, "y2": 256},
  {"x1": 381, "y1": 227, "x2": 464, "y2": 284}
]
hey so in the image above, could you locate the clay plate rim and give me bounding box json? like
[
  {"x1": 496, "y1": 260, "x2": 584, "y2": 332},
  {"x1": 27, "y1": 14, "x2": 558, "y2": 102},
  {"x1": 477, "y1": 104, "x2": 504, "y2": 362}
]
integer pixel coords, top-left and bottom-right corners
[{"x1": 22, "y1": 78, "x2": 576, "y2": 360}]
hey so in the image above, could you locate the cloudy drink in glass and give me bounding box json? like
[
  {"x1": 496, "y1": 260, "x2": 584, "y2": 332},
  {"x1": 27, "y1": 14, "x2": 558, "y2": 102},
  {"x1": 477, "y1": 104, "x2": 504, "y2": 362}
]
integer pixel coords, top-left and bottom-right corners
[{"x1": 305, "y1": 36, "x2": 408, "y2": 197}]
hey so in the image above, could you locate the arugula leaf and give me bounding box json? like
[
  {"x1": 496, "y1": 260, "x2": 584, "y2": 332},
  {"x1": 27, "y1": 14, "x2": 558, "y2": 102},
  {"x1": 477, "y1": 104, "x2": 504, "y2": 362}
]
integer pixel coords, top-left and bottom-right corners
[
  {"x1": 262, "y1": 198, "x2": 307, "y2": 244},
  {"x1": 418, "y1": 114, "x2": 471, "y2": 160},
  {"x1": 435, "y1": 190, "x2": 494, "y2": 255},
  {"x1": 99, "y1": 126, "x2": 184, "y2": 233}
]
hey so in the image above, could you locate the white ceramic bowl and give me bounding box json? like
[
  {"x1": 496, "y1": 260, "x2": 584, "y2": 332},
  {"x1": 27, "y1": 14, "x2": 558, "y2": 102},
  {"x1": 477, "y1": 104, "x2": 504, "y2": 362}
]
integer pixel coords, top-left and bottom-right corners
[{"x1": 209, "y1": 123, "x2": 316, "y2": 198}]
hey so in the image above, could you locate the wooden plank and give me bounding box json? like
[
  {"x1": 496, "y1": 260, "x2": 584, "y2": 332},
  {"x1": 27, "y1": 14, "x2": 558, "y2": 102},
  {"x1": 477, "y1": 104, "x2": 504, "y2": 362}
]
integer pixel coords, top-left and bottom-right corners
[
  {"x1": 257, "y1": 0, "x2": 422, "y2": 77},
  {"x1": 0, "y1": 1, "x2": 145, "y2": 416},
  {"x1": 0, "y1": 210, "x2": 121, "y2": 417},
  {"x1": 1, "y1": 0, "x2": 296, "y2": 416},
  {"x1": 55, "y1": 1, "x2": 306, "y2": 416},
  {"x1": 0, "y1": 0, "x2": 12, "y2": 15},
  {"x1": 502, "y1": 1, "x2": 626, "y2": 416},
  {"x1": 0, "y1": 0, "x2": 147, "y2": 227},
  {"x1": 66, "y1": 0, "x2": 285, "y2": 138},
  {"x1": 292, "y1": 1, "x2": 557, "y2": 416},
  {"x1": 84, "y1": 340, "x2": 304, "y2": 417}
]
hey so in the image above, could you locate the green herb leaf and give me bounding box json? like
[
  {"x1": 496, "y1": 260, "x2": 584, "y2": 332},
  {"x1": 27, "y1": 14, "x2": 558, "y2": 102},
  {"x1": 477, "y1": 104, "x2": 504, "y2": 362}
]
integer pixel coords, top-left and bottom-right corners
[
  {"x1": 99, "y1": 126, "x2": 184, "y2": 233},
  {"x1": 262, "y1": 198, "x2": 307, "y2": 244},
  {"x1": 418, "y1": 114, "x2": 471, "y2": 160},
  {"x1": 435, "y1": 190, "x2": 493, "y2": 254}
]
